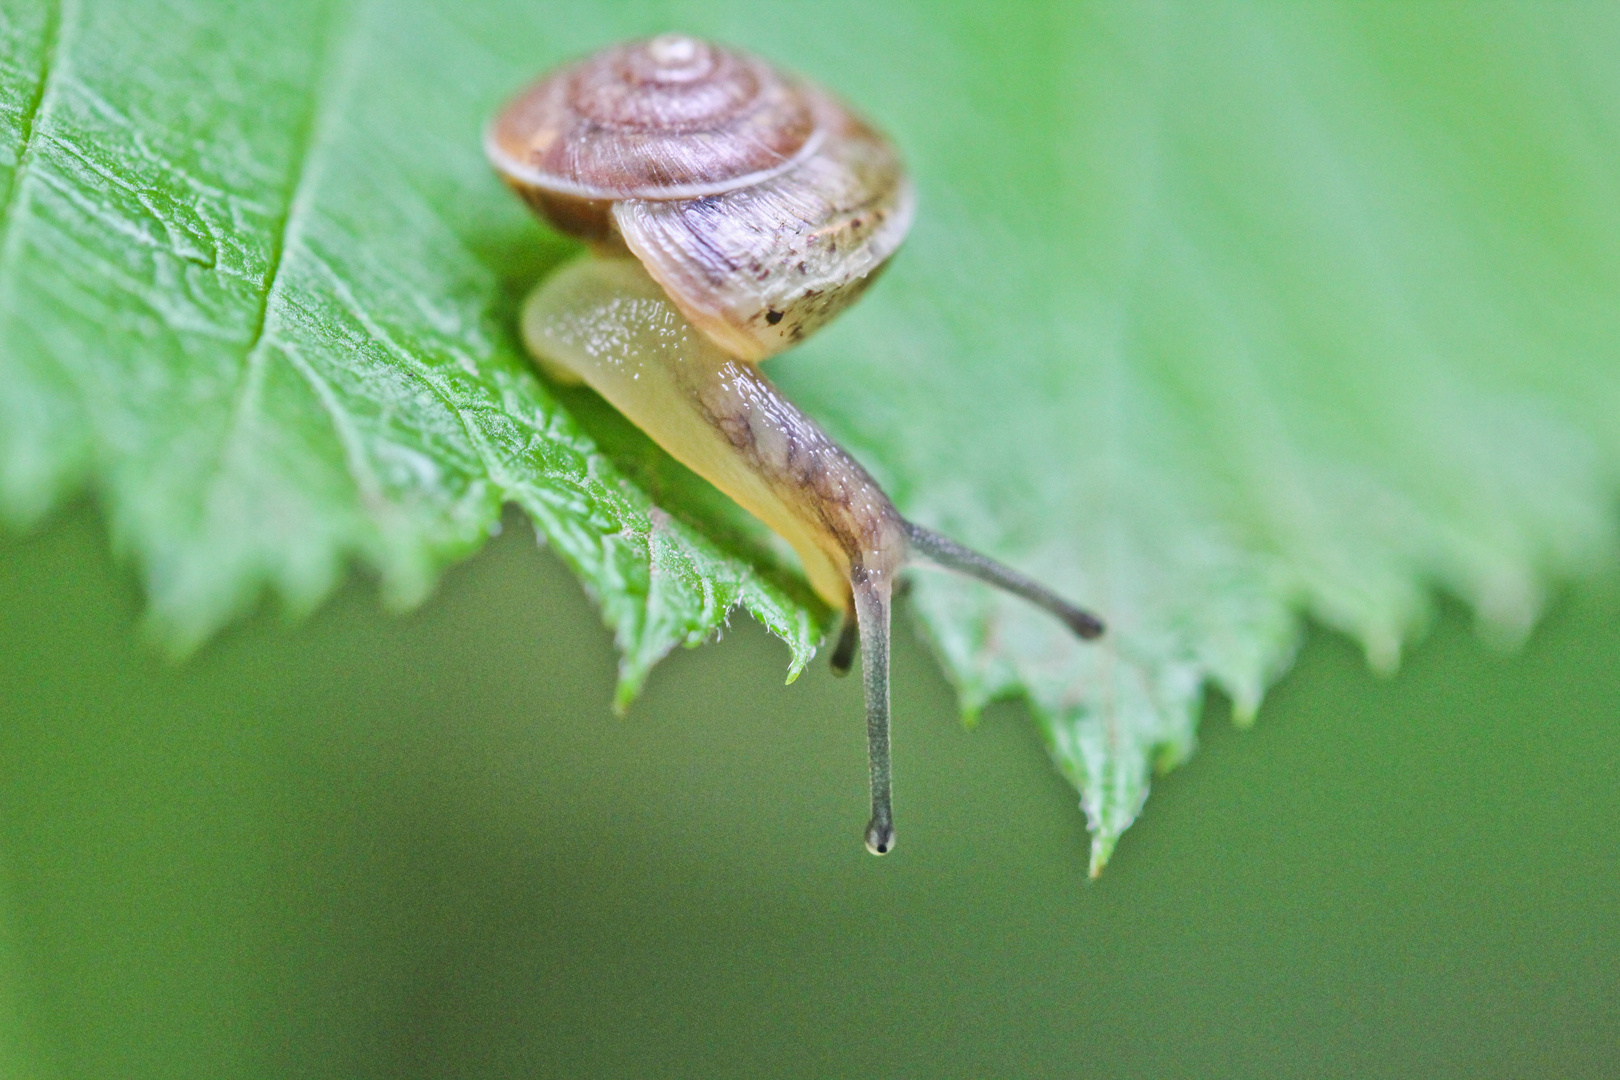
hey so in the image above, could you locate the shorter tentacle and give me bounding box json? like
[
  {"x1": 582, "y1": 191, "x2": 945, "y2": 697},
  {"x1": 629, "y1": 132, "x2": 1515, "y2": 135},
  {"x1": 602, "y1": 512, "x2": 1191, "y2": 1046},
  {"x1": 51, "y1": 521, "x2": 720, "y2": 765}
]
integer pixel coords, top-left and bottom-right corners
[{"x1": 829, "y1": 608, "x2": 858, "y2": 677}]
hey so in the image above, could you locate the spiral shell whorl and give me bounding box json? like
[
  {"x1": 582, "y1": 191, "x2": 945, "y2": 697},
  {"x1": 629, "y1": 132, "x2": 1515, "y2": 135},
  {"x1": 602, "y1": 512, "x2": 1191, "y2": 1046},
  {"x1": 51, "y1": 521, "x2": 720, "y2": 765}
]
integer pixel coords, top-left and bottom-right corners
[
  {"x1": 488, "y1": 35, "x2": 818, "y2": 207},
  {"x1": 490, "y1": 35, "x2": 913, "y2": 360},
  {"x1": 615, "y1": 102, "x2": 914, "y2": 361}
]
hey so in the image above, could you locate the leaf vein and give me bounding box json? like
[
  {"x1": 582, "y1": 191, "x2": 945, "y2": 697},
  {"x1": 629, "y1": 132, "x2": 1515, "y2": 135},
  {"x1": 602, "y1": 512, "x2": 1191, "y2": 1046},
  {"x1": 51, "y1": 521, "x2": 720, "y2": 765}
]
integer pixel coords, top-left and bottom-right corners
[
  {"x1": 239, "y1": 2, "x2": 354, "y2": 363},
  {"x1": 202, "y1": 0, "x2": 362, "y2": 524},
  {"x1": 0, "y1": 0, "x2": 62, "y2": 270},
  {"x1": 302, "y1": 249, "x2": 516, "y2": 491}
]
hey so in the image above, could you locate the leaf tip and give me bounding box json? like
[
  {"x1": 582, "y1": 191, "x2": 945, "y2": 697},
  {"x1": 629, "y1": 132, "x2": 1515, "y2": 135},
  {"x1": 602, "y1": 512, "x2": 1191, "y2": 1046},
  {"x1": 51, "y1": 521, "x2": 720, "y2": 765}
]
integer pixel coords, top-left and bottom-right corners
[
  {"x1": 612, "y1": 667, "x2": 646, "y2": 715},
  {"x1": 1087, "y1": 833, "x2": 1117, "y2": 879},
  {"x1": 956, "y1": 685, "x2": 992, "y2": 730},
  {"x1": 1231, "y1": 692, "x2": 1261, "y2": 729},
  {"x1": 1364, "y1": 633, "x2": 1403, "y2": 677},
  {"x1": 782, "y1": 642, "x2": 813, "y2": 684},
  {"x1": 138, "y1": 591, "x2": 241, "y2": 663}
]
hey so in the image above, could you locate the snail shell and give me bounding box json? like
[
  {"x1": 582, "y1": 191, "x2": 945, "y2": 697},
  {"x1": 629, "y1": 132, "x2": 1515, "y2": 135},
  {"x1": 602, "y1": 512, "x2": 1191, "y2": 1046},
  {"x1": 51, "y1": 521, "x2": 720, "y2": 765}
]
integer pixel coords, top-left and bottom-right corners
[{"x1": 486, "y1": 34, "x2": 914, "y2": 362}]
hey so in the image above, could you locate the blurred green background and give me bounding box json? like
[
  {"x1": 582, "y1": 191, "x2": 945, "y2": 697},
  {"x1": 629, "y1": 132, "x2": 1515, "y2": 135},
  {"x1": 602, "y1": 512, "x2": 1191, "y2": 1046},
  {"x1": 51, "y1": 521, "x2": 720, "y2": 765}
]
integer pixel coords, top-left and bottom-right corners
[
  {"x1": 5, "y1": 0, "x2": 1620, "y2": 1075},
  {"x1": 0, "y1": 503, "x2": 1615, "y2": 1078}
]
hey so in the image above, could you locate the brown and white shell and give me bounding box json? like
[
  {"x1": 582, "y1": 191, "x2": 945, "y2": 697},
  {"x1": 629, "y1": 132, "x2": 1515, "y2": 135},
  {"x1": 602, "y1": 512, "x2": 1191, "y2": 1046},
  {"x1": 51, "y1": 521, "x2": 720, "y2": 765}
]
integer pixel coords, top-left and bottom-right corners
[{"x1": 487, "y1": 34, "x2": 914, "y2": 362}]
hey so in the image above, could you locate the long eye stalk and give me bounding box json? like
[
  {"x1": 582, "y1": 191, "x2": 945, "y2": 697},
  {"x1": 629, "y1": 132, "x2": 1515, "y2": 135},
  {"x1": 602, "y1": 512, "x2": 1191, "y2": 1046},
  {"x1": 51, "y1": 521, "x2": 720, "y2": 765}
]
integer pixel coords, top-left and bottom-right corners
[{"x1": 854, "y1": 573, "x2": 895, "y2": 855}]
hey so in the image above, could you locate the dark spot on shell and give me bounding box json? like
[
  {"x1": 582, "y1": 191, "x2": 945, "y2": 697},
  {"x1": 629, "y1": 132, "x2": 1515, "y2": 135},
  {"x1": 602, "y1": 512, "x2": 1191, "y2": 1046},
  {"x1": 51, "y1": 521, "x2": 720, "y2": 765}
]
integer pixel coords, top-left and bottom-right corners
[{"x1": 765, "y1": 309, "x2": 784, "y2": 325}]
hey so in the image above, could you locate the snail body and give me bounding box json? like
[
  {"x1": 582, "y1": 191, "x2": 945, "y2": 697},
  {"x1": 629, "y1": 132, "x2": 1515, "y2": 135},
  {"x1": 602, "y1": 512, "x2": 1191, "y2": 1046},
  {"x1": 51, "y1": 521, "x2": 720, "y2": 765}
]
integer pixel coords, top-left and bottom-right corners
[
  {"x1": 490, "y1": 36, "x2": 1101, "y2": 855},
  {"x1": 523, "y1": 255, "x2": 906, "y2": 609}
]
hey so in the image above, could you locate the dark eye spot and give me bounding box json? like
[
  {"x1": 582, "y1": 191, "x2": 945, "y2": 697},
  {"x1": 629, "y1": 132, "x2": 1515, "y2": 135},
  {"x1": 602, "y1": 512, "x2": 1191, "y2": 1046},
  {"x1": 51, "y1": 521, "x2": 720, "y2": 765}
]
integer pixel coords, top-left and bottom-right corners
[{"x1": 765, "y1": 310, "x2": 784, "y2": 325}]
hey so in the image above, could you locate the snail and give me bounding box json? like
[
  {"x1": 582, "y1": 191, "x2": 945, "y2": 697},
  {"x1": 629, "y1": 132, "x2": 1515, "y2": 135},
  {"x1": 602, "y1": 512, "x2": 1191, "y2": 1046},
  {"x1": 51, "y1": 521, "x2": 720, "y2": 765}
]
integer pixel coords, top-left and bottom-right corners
[{"x1": 487, "y1": 34, "x2": 1103, "y2": 855}]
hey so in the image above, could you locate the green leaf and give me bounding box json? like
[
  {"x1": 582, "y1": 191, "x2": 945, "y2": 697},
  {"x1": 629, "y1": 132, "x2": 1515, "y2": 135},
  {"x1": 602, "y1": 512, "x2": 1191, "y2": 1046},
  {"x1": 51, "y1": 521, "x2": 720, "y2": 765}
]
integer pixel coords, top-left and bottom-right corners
[
  {"x1": 0, "y1": 0, "x2": 821, "y2": 701},
  {"x1": 3, "y1": 0, "x2": 1619, "y2": 870}
]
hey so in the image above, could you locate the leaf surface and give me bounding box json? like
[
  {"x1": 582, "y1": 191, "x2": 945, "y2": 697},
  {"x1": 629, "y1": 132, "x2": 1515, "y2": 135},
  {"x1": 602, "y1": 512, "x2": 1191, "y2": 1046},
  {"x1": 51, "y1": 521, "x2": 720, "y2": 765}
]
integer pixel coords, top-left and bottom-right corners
[
  {"x1": 0, "y1": 0, "x2": 820, "y2": 702},
  {"x1": 4, "y1": 0, "x2": 1619, "y2": 868}
]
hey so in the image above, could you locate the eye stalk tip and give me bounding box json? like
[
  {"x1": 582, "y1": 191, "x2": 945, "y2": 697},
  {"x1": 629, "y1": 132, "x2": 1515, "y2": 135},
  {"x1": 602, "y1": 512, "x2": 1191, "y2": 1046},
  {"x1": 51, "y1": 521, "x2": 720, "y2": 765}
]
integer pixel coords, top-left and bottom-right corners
[
  {"x1": 1066, "y1": 609, "x2": 1106, "y2": 640},
  {"x1": 865, "y1": 819, "x2": 895, "y2": 856}
]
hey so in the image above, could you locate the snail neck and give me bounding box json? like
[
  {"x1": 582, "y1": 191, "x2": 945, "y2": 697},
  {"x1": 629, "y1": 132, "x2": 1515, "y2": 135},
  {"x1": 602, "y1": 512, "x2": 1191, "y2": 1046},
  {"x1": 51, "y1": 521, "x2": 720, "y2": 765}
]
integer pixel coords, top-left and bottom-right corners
[{"x1": 521, "y1": 255, "x2": 906, "y2": 607}]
